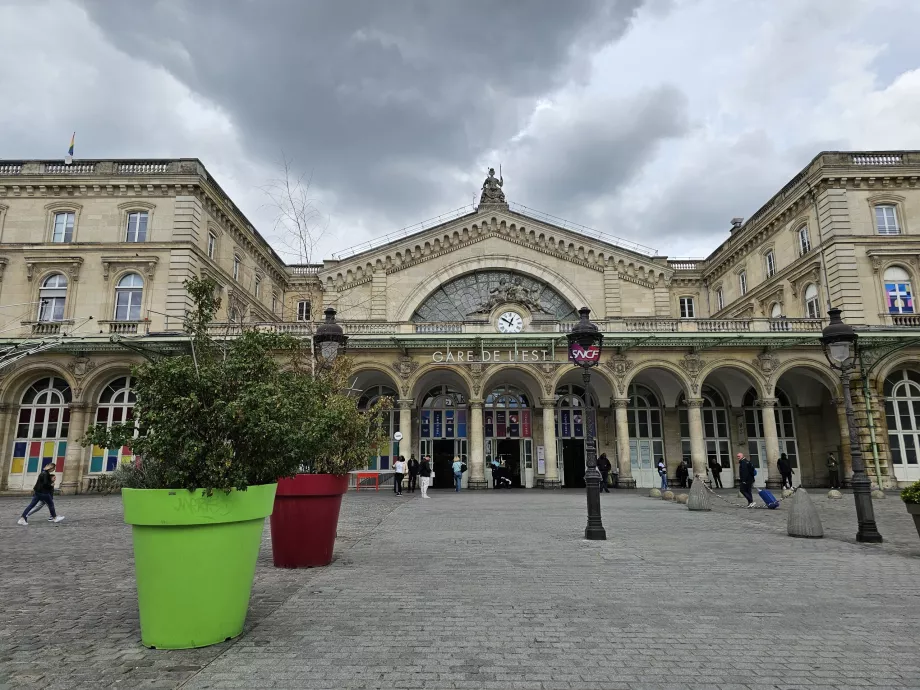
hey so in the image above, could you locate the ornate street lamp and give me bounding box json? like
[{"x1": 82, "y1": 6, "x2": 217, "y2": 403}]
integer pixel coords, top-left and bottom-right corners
[
  {"x1": 566, "y1": 307, "x2": 606, "y2": 541},
  {"x1": 820, "y1": 307, "x2": 882, "y2": 543},
  {"x1": 313, "y1": 307, "x2": 348, "y2": 366}
]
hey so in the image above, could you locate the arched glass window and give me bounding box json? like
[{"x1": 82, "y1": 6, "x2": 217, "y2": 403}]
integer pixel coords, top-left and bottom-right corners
[
  {"x1": 678, "y1": 386, "x2": 732, "y2": 484},
  {"x1": 627, "y1": 384, "x2": 664, "y2": 479},
  {"x1": 419, "y1": 385, "x2": 468, "y2": 482},
  {"x1": 9, "y1": 377, "x2": 71, "y2": 490},
  {"x1": 770, "y1": 302, "x2": 783, "y2": 319},
  {"x1": 743, "y1": 387, "x2": 798, "y2": 483},
  {"x1": 358, "y1": 384, "x2": 398, "y2": 471},
  {"x1": 91, "y1": 376, "x2": 137, "y2": 473},
  {"x1": 38, "y1": 273, "x2": 68, "y2": 322},
  {"x1": 484, "y1": 385, "x2": 530, "y2": 438},
  {"x1": 114, "y1": 273, "x2": 144, "y2": 321},
  {"x1": 884, "y1": 369, "x2": 920, "y2": 482},
  {"x1": 884, "y1": 266, "x2": 914, "y2": 314},
  {"x1": 804, "y1": 283, "x2": 820, "y2": 319},
  {"x1": 554, "y1": 384, "x2": 597, "y2": 439}
]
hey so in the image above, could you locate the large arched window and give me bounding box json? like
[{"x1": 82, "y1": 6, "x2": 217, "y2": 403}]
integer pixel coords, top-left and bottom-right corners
[
  {"x1": 554, "y1": 384, "x2": 597, "y2": 439},
  {"x1": 804, "y1": 284, "x2": 820, "y2": 319},
  {"x1": 38, "y1": 273, "x2": 68, "y2": 322},
  {"x1": 90, "y1": 376, "x2": 137, "y2": 473},
  {"x1": 678, "y1": 386, "x2": 733, "y2": 486},
  {"x1": 419, "y1": 385, "x2": 468, "y2": 484},
  {"x1": 743, "y1": 387, "x2": 798, "y2": 484},
  {"x1": 9, "y1": 377, "x2": 71, "y2": 490},
  {"x1": 884, "y1": 266, "x2": 914, "y2": 314},
  {"x1": 114, "y1": 273, "x2": 144, "y2": 321},
  {"x1": 484, "y1": 385, "x2": 530, "y2": 438},
  {"x1": 358, "y1": 384, "x2": 399, "y2": 470},
  {"x1": 627, "y1": 384, "x2": 664, "y2": 481},
  {"x1": 884, "y1": 369, "x2": 920, "y2": 482}
]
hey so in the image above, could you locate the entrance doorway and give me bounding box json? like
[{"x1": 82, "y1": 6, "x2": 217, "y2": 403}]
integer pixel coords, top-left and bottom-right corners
[
  {"x1": 559, "y1": 438, "x2": 586, "y2": 488},
  {"x1": 496, "y1": 438, "x2": 522, "y2": 487},
  {"x1": 431, "y1": 439, "x2": 456, "y2": 489}
]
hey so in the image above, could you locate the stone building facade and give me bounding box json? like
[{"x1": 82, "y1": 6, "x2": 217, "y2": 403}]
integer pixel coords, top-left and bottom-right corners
[{"x1": 1, "y1": 153, "x2": 919, "y2": 494}]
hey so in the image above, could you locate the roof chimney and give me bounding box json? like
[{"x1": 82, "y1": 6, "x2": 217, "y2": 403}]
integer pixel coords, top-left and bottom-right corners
[{"x1": 730, "y1": 217, "x2": 744, "y2": 234}]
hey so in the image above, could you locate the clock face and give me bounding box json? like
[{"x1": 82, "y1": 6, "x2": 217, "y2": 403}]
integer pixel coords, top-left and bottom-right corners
[{"x1": 497, "y1": 311, "x2": 524, "y2": 333}]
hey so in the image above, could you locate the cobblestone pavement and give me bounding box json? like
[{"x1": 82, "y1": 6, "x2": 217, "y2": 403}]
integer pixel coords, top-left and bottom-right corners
[
  {"x1": 2, "y1": 488, "x2": 919, "y2": 690},
  {"x1": 0, "y1": 492, "x2": 401, "y2": 690}
]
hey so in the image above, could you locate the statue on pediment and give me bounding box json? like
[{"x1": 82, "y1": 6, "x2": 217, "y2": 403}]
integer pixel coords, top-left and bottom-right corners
[
  {"x1": 468, "y1": 276, "x2": 550, "y2": 314},
  {"x1": 480, "y1": 167, "x2": 505, "y2": 204}
]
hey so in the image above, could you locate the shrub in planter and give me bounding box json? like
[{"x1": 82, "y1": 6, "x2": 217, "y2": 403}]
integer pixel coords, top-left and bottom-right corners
[
  {"x1": 83, "y1": 277, "x2": 305, "y2": 649},
  {"x1": 900, "y1": 479, "x2": 920, "y2": 540},
  {"x1": 269, "y1": 359, "x2": 392, "y2": 568}
]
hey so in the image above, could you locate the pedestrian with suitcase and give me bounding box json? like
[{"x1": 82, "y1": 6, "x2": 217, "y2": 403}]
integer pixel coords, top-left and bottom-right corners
[{"x1": 737, "y1": 452, "x2": 756, "y2": 508}]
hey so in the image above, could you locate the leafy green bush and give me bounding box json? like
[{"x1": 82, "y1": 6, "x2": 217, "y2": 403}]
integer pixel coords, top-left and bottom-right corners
[
  {"x1": 900, "y1": 479, "x2": 920, "y2": 504},
  {"x1": 82, "y1": 277, "x2": 390, "y2": 493}
]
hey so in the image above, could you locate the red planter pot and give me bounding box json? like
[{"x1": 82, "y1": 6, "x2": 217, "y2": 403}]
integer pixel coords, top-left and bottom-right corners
[{"x1": 269, "y1": 474, "x2": 349, "y2": 568}]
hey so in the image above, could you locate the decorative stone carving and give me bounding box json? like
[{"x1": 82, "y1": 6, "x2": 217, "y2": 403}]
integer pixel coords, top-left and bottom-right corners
[
  {"x1": 756, "y1": 397, "x2": 778, "y2": 409},
  {"x1": 870, "y1": 255, "x2": 882, "y2": 273},
  {"x1": 604, "y1": 355, "x2": 634, "y2": 396},
  {"x1": 539, "y1": 361, "x2": 559, "y2": 376},
  {"x1": 391, "y1": 356, "x2": 419, "y2": 380},
  {"x1": 101, "y1": 256, "x2": 158, "y2": 281},
  {"x1": 25, "y1": 256, "x2": 84, "y2": 282},
  {"x1": 753, "y1": 353, "x2": 779, "y2": 374},
  {"x1": 469, "y1": 276, "x2": 550, "y2": 315},
  {"x1": 479, "y1": 167, "x2": 505, "y2": 205},
  {"x1": 678, "y1": 354, "x2": 704, "y2": 377},
  {"x1": 686, "y1": 397, "x2": 705, "y2": 408},
  {"x1": 66, "y1": 356, "x2": 97, "y2": 380}
]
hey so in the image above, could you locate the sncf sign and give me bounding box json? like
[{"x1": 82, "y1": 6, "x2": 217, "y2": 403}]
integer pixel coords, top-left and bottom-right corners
[{"x1": 568, "y1": 343, "x2": 600, "y2": 364}]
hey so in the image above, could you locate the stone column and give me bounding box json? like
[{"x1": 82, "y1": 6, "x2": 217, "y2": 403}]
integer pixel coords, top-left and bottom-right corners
[
  {"x1": 468, "y1": 400, "x2": 487, "y2": 489},
  {"x1": 832, "y1": 397, "x2": 852, "y2": 483},
  {"x1": 0, "y1": 403, "x2": 17, "y2": 491},
  {"x1": 540, "y1": 398, "x2": 560, "y2": 489},
  {"x1": 687, "y1": 398, "x2": 707, "y2": 480},
  {"x1": 759, "y1": 398, "x2": 782, "y2": 488},
  {"x1": 61, "y1": 403, "x2": 89, "y2": 494},
  {"x1": 397, "y1": 399, "x2": 413, "y2": 460},
  {"x1": 614, "y1": 399, "x2": 635, "y2": 488}
]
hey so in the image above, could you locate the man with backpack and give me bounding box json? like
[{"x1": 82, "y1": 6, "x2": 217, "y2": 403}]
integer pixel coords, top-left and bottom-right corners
[
  {"x1": 737, "y1": 452, "x2": 756, "y2": 508},
  {"x1": 17, "y1": 462, "x2": 65, "y2": 525}
]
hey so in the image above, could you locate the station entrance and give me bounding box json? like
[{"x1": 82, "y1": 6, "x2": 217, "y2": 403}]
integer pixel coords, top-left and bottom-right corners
[{"x1": 484, "y1": 384, "x2": 534, "y2": 488}]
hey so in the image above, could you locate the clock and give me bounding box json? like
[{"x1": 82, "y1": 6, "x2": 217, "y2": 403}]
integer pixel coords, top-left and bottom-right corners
[{"x1": 497, "y1": 311, "x2": 524, "y2": 333}]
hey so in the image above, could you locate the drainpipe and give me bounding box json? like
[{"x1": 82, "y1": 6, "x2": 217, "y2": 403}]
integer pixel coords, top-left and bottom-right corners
[{"x1": 858, "y1": 352, "x2": 884, "y2": 488}]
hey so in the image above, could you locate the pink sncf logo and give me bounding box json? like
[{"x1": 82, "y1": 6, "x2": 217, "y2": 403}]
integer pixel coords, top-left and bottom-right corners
[{"x1": 569, "y1": 344, "x2": 600, "y2": 363}]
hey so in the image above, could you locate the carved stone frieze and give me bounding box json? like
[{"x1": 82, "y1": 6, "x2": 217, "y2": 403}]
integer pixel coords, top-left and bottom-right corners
[
  {"x1": 604, "y1": 355, "x2": 634, "y2": 396},
  {"x1": 391, "y1": 356, "x2": 419, "y2": 380},
  {"x1": 753, "y1": 353, "x2": 779, "y2": 375},
  {"x1": 678, "y1": 354, "x2": 704, "y2": 377}
]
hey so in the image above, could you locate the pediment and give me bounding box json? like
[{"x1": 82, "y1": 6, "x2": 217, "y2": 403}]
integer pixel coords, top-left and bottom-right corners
[{"x1": 319, "y1": 207, "x2": 671, "y2": 292}]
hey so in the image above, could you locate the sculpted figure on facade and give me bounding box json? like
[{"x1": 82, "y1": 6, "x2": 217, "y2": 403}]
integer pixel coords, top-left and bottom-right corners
[
  {"x1": 480, "y1": 167, "x2": 505, "y2": 204},
  {"x1": 469, "y1": 275, "x2": 550, "y2": 315}
]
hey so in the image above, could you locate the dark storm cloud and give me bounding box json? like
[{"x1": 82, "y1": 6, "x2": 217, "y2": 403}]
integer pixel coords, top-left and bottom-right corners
[{"x1": 78, "y1": 0, "x2": 653, "y2": 225}]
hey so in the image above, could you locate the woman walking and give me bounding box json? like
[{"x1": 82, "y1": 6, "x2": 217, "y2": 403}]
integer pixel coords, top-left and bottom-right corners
[
  {"x1": 393, "y1": 455, "x2": 406, "y2": 496},
  {"x1": 419, "y1": 455, "x2": 432, "y2": 498}
]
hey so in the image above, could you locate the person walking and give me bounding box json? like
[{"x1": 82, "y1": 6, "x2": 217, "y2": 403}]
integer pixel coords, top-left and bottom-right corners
[
  {"x1": 777, "y1": 452, "x2": 794, "y2": 490},
  {"x1": 737, "y1": 452, "x2": 756, "y2": 508},
  {"x1": 452, "y1": 455, "x2": 463, "y2": 492},
  {"x1": 709, "y1": 457, "x2": 723, "y2": 488},
  {"x1": 676, "y1": 459, "x2": 689, "y2": 489},
  {"x1": 657, "y1": 457, "x2": 668, "y2": 491},
  {"x1": 826, "y1": 452, "x2": 841, "y2": 489},
  {"x1": 17, "y1": 462, "x2": 64, "y2": 525},
  {"x1": 597, "y1": 453, "x2": 612, "y2": 493},
  {"x1": 407, "y1": 455, "x2": 420, "y2": 493},
  {"x1": 393, "y1": 455, "x2": 406, "y2": 496},
  {"x1": 419, "y1": 455, "x2": 432, "y2": 498}
]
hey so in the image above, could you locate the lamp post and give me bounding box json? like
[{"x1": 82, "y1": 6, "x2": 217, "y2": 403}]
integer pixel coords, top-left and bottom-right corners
[
  {"x1": 820, "y1": 307, "x2": 882, "y2": 543},
  {"x1": 313, "y1": 307, "x2": 348, "y2": 367},
  {"x1": 567, "y1": 307, "x2": 606, "y2": 541}
]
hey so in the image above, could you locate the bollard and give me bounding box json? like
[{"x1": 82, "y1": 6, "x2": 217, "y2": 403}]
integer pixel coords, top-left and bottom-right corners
[
  {"x1": 827, "y1": 489, "x2": 843, "y2": 499},
  {"x1": 871, "y1": 490, "x2": 886, "y2": 499},
  {"x1": 782, "y1": 489, "x2": 795, "y2": 498},
  {"x1": 787, "y1": 488, "x2": 823, "y2": 538},
  {"x1": 649, "y1": 488, "x2": 661, "y2": 498},
  {"x1": 675, "y1": 493, "x2": 689, "y2": 504},
  {"x1": 661, "y1": 490, "x2": 675, "y2": 501},
  {"x1": 687, "y1": 478, "x2": 711, "y2": 511}
]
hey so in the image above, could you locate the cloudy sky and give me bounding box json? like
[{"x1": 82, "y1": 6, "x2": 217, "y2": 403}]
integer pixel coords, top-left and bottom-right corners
[{"x1": 2, "y1": 0, "x2": 920, "y2": 262}]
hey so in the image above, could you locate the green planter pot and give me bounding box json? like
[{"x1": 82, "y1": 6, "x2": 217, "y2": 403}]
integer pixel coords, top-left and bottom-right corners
[
  {"x1": 906, "y1": 502, "x2": 920, "y2": 540},
  {"x1": 122, "y1": 483, "x2": 277, "y2": 649}
]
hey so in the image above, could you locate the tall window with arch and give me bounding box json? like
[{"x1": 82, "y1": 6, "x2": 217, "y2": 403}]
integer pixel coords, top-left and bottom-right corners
[
  {"x1": 884, "y1": 369, "x2": 920, "y2": 482},
  {"x1": 678, "y1": 386, "x2": 734, "y2": 487},
  {"x1": 798, "y1": 225, "x2": 811, "y2": 255},
  {"x1": 114, "y1": 273, "x2": 144, "y2": 321},
  {"x1": 38, "y1": 273, "x2": 68, "y2": 322},
  {"x1": 770, "y1": 302, "x2": 783, "y2": 319},
  {"x1": 716, "y1": 286, "x2": 724, "y2": 311},
  {"x1": 555, "y1": 383, "x2": 596, "y2": 489},
  {"x1": 765, "y1": 250, "x2": 776, "y2": 278},
  {"x1": 884, "y1": 266, "x2": 914, "y2": 314},
  {"x1": 420, "y1": 385, "x2": 468, "y2": 487},
  {"x1": 90, "y1": 376, "x2": 138, "y2": 473},
  {"x1": 9, "y1": 377, "x2": 71, "y2": 490},
  {"x1": 743, "y1": 387, "x2": 798, "y2": 486},
  {"x1": 739, "y1": 270, "x2": 748, "y2": 296},
  {"x1": 358, "y1": 384, "x2": 399, "y2": 471},
  {"x1": 483, "y1": 385, "x2": 531, "y2": 488},
  {"x1": 804, "y1": 283, "x2": 820, "y2": 319},
  {"x1": 627, "y1": 383, "x2": 663, "y2": 487}
]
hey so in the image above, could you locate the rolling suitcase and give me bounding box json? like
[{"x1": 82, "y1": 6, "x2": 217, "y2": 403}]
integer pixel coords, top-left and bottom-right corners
[{"x1": 758, "y1": 488, "x2": 780, "y2": 509}]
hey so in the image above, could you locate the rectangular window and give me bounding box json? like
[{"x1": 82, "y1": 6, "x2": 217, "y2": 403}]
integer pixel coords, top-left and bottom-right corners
[
  {"x1": 739, "y1": 271, "x2": 747, "y2": 296},
  {"x1": 765, "y1": 250, "x2": 775, "y2": 277},
  {"x1": 679, "y1": 296, "x2": 695, "y2": 318},
  {"x1": 716, "y1": 287, "x2": 724, "y2": 311},
  {"x1": 875, "y1": 205, "x2": 900, "y2": 235},
  {"x1": 125, "y1": 211, "x2": 148, "y2": 242},
  {"x1": 272, "y1": 294, "x2": 278, "y2": 314},
  {"x1": 52, "y1": 212, "x2": 74, "y2": 243},
  {"x1": 297, "y1": 300, "x2": 311, "y2": 321},
  {"x1": 798, "y1": 226, "x2": 810, "y2": 255},
  {"x1": 233, "y1": 256, "x2": 241, "y2": 281},
  {"x1": 254, "y1": 276, "x2": 262, "y2": 298},
  {"x1": 207, "y1": 232, "x2": 217, "y2": 259}
]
